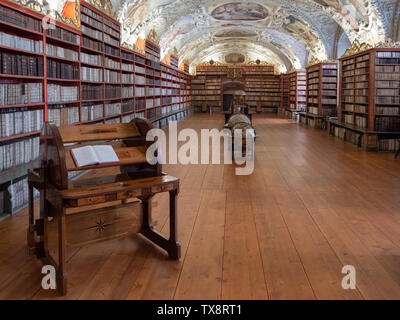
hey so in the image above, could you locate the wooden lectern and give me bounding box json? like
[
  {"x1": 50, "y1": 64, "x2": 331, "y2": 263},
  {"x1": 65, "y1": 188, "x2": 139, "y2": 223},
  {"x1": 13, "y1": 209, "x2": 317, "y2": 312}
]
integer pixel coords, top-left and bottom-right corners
[{"x1": 27, "y1": 118, "x2": 180, "y2": 295}]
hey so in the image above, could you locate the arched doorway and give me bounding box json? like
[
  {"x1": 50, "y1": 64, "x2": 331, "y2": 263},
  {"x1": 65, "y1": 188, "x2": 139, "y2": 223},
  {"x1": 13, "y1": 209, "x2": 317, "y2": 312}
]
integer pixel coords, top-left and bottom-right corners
[{"x1": 221, "y1": 79, "x2": 246, "y2": 112}]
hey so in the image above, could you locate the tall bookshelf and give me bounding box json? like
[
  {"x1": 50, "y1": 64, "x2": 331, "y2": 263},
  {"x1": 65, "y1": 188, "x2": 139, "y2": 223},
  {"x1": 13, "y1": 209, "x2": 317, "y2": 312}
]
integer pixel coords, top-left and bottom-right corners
[
  {"x1": 191, "y1": 64, "x2": 280, "y2": 113},
  {"x1": 289, "y1": 71, "x2": 307, "y2": 111},
  {"x1": 0, "y1": 0, "x2": 192, "y2": 218},
  {"x1": 283, "y1": 70, "x2": 306, "y2": 119},
  {"x1": 280, "y1": 73, "x2": 290, "y2": 116},
  {"x1": 243, "y1": 65, "x2": 280, "y2": 113},
  {"x1": 193, "y1": 65, "x2": 228, "y2": 112},
  {"x1": 329, "y1": 47, "x2": 400, "y2": 151},
  {"x1": 301, "y1": 62, "x2": 338, "y2": 129},
  {"x1": 0, "y1": 1, "x2": 45, "y2": 217}
]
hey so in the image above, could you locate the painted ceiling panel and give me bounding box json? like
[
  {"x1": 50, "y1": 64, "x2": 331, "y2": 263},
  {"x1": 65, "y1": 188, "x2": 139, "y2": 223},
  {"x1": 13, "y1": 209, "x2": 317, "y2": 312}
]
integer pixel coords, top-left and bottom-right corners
[{"x1": 110, "y1": 0, "x2": 388, "y2": 72}]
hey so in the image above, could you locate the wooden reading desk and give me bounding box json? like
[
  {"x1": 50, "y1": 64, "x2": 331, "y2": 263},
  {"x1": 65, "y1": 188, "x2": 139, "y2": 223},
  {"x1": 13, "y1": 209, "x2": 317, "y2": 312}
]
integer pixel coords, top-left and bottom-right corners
[{"x1": 27, "y1": 119, "x2": 180, "y2": 295}]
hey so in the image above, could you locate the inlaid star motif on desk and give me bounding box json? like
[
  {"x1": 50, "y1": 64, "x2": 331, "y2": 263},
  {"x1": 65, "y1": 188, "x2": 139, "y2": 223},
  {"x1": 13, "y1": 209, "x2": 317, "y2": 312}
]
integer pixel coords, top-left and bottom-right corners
[{"x1": 89, "y1": 219, "x2": 112, "y2": 232}]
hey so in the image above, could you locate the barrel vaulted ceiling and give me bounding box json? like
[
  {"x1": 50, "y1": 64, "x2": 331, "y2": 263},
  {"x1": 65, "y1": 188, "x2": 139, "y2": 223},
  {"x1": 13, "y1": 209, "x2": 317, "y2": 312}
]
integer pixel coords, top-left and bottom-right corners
[{"x1": 108, "y1": 0, "x2": 396, "y2": 73}]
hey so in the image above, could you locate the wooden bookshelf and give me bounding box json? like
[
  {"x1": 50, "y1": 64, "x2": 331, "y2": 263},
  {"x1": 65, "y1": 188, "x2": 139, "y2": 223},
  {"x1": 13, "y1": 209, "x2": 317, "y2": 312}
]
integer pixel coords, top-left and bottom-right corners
[
  {"x1": 289, "y1": 71, "x2": 307, "y2": 111},
  {"x1": 301, "y1": 62, "x2": 338, "y2": 129},
  {"x1": 192, "y1": 64, "x2": 280, "y2": 113},
  {"x1": 329, "y1": 47, "x2": 400, "y2": 151},
  {"x1": 0, "y1": 0, "x2": 193, "y2": 216},
  {"x1": 280, "y1": 73, "x2": 289, "y2": 116}
]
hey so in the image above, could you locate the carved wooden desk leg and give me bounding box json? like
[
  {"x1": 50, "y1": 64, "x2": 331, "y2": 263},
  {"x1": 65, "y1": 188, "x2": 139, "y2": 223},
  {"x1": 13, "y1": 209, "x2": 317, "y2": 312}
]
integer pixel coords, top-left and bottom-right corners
[
  {"x1": 57, "y1": 209, "x2": 67, "y2": 296},
  {"x1": 168, "y1": 189, "x2": 181, "y2": 260},
  {"x1": 27, "y1": 182, "x2": 35, "y2": 253},
  {"x1": 139, "y1": 189, "x2": 181, "y2": 260}
]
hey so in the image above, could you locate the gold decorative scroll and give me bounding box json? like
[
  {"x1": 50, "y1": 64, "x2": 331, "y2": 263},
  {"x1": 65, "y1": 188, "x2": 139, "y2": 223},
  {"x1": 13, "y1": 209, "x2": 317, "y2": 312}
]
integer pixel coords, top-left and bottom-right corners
[
  {"x1": 341, "y1": 40, "x2": 372, "y2": 58},
  {"x1": 86, "y1": 0, "x2": 117, "y2": 19},
  {"x1": 147, "y1": 27, "x2": 159, "y2": 44},
  {"x1": 9, "y1": 0, "x2": 45, "y2": 14},
  {"x1": 196, "y1": 61, "x2": 227, "y2": 67},
  {"x1": 247, "y1": 60, "x2": 275, "y2": 66},
  {"x1": 307, "y1": 56, "x2": 322, "y2": 67},
  {"x1": 374, "y1": 38, "x2": 400, "y2": 48},
  {"x1": 172, "y1": 47, "x2": 179, "y2": 58},
  {"x1": 341, "y1": 38, "x2": 400, "y2": 59},
  {"x1": 227, "y1": 68, "x2": 243, "y2": 78}
]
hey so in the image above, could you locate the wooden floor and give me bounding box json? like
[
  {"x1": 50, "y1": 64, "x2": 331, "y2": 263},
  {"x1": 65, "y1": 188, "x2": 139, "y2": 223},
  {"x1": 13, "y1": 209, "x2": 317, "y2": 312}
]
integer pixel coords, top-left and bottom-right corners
[{"x1": 1, "y1": 113, "x2": 400, "y2": 300}]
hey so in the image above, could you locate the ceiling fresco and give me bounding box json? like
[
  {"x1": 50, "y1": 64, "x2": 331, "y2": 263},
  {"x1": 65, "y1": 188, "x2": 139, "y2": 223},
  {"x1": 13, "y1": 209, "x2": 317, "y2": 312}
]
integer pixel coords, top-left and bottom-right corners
[{"x1": 109, "y1": 0, "x2": 392, "y2": 73}]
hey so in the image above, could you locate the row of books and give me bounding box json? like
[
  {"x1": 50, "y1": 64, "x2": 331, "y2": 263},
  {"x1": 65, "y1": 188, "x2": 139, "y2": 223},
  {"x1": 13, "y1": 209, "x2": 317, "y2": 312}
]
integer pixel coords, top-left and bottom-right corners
[
  {"x1": 105, "y1": 85, "x2": 121, "y2": 99},
  {"x1": 81, "y1": 52, "x2": 102, "y2": 66},
  {"x1": 0, "y1": 109, "x2": 43, "y2": 138},
  {"x1": 106, "y1": 117, "x2": 121, "y2": 124},
  {"x1": 104, "y1": 70, "x2": 120, "y2": 83},
  {"x1": 104, "y1": 25, "x2": 120, "y2": 39},
  {"x1": 376, "y1": 58, "x2": 400, "y2": 65},
  {"x1": 0, "y1": 31, "x2": 43, "y2": 53},
  {"x1": 122, "y1": 63, "x2": 134, "y2": 72},
  {"x1": 82, "y1": 36, "x2": 103, "y2": 52},
  {"x1": 0, "y1": 4, "x2": 42, "y2": 32},
  {"x1": 81, "y1": 5, "x2": 102, "y2": 22},
  {"x1": 378, "y1": 139, "x2": 399, "y2": 152},
  {"x1": 0, "y1": 82, "x2": 43, "y2": 105},
  {"x1": 0, "y1": 52, "x2": 43, "y2": 77},
  {"x1": 376, "y1": 80, "x2": 400, "y2": 88},
  {"x1": 122, "y1": 100, "x2": 134, "y2": 113},
  {"x1": 5, "y1": 176, "x2": 39, "y2": 213},
  {"x1": 343, "y1": 104, "x2": 367, "y2": 113},
  {"x1": 47, "y1": 59, "x2": 79, "y2": 80},
  {"x1": 0, "y1": 136, "x2": 39, "y2": 171},
  {"x1": 376, "y1": 96, "x2": 400, "y2": 104},
  {"x1": 122, "y1": 73, "x2": 134, "y2": 83},
  {"x1": 122, "y1": 86, "x2": 133, "y2": 98},
  {"x1": 105, "y1": 45, "x2": 120, "y2": 57},
  {"x1": 376, "y1": 73, "x2": 400, "y2": 80},
  {"x1": 81, "y1": 84, "x2": 102, "y2": 100},
  {"x1": 104, "y1": 34, "x2": 119, "y2": 47},
  {"x1": 81, "y1": 66, "x2": 102, "y2": 82},
  {"x1": 48, "y1": 105, "x2": 79, "y2": 126},
  {"x1": 47, "y1": 84, "x2": 78, "y2": 103},
  {"x1": 376, "y1": 107, "x2": 399, "y2": 115},
  {"x1": 81, "y1": 103, "x2": 103, "y2": 121},
  {"x1": 46, "y1": 44, "x2": 78, "y2": 61},
  {"x1": 81, "y1": 13, "x2": 103, "y2": 31},
  {"x1": 82, "y1": 25, "x2": 102, "y2": 41},
  {"x1": 105, "y1": 102, "x2": 121, "y2": 116},
  {"x1": 105, "y1": 57, "x2": 121, "y2": 70},
  {"x1": 135, "y1": 87, "x2": 145, "y2": 96},
  {"x1": 376, "y1": 88, "x2": 399, "y2": 96},
  {"x1": 47, "y1": 27, "x2": 80, "y2": 45},
  {"x1": 375, "y1": 117, "x2": 400, "y2": 131},
  {"x1": 376, "y1": 65, "x2": 400, "y2": 73}
]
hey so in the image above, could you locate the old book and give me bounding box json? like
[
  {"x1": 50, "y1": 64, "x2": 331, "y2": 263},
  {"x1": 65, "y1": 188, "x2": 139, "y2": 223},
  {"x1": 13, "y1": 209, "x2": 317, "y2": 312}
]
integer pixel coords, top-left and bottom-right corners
[{"x1": 71, "y1": 145, "x2": 120, "y2": 168}]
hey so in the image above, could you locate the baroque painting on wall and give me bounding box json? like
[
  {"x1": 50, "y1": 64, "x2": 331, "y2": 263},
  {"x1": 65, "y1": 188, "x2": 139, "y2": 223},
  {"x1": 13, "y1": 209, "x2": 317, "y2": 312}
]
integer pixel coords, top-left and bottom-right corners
[{"x1": 10, "y1": 0, "x2": 80, "y2": 28}]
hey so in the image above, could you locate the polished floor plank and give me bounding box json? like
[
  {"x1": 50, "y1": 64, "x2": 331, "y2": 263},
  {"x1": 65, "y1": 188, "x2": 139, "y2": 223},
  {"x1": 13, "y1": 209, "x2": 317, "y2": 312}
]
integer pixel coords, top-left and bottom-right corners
[{"x1": 0, "y1": 113, "x2": 399, "y2": 299}]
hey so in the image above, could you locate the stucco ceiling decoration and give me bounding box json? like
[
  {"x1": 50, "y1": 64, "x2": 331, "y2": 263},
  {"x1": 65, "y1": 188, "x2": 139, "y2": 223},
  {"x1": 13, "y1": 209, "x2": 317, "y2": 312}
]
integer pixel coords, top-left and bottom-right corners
[{"x1": 113, "y1": 0, "x2": 389, "y2": 73}]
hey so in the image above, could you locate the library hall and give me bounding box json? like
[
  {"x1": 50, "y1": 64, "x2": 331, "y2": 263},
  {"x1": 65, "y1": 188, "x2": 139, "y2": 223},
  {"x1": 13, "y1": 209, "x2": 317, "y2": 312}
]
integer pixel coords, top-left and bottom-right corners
[{"x1": 1, "y1": 0, "x2": 400, "y2": 303}]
